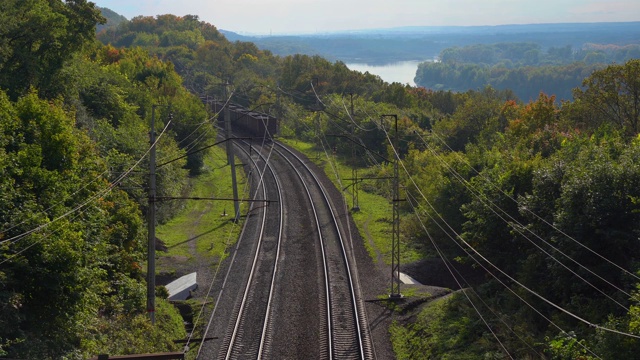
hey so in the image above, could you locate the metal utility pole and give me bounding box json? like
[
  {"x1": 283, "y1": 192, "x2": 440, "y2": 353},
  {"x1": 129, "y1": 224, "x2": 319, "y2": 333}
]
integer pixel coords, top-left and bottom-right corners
[
  {"x1": 147, "y1": 105, "x2": 158, "y2": 324},
  {"x1": 224, "y1": 81, "x2": 240, "y2": 222},
  {"x1": 313, "y1": 77, "x2": 322, "y2": 159},
  {"x1": 276, "y1": 86, "x2": 281, "y2": 137},
  {"x1": 349, "y1": 94, "x2": 360, "y2": 211},
  {"x1": 351, "y1": 122, "x2": 360, "y2": 211},
  {"x1": 382, "y1": 114, "x2": 402, "y2": 299}
]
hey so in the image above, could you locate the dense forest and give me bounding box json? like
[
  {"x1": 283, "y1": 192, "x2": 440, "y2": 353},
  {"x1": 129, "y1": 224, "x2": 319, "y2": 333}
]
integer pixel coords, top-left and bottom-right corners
[
  {"x1": 415, "y1": 42, "x2": 640, "y2": 101},
  {"x1": 2, "y1": 1, "x2": 640, "y2": 358},
  {"x1": 0, "y1": 1, "x2": 208, "y2": 357}
]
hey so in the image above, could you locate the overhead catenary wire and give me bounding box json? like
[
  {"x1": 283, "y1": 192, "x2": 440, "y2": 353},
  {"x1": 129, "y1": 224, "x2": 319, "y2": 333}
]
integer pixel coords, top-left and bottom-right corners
[
  {"x1": 221, "y1": 78, "x2": 633, "y2": 351},
  {"x1": 186, "y1": 81, "x2": 291, "y2": 353},
  {"x1": 1, "y1": 118, "x2": 174, "y2": 261},
  {"x1": 314, "y1": 90, "x2": 516, "y2": 357},
  {"x1": 428, "y1": 129, "x2": 640, "y2": 283},
  {"x1": 378, "y1": 122, "x2": 640, "y2": 341},
  {"x1": 364, "y1": 100, "x2": 633, "y2": 304},
  {"x1": 358, "y1": 103, "x2": 628, "y2": 355},
  {"x1": 405, "y1": 191, "x2": 544, "y2": 358},
  {"x1": 306, "y1": 85, "x2": 384, "y2": 168},
  {"x1": 276, "y1": 85, "x2": 313, "y2": 104},
  {"x1": 347, "y1": 104, "x2": 516, "y2": 356},
  {"x1": 404, "y1": 193, "x2": 517, "y2": 358},
  {"x1": 412, "y1": 130, "x2": 632, "y2": 304},
  {"x1": 254, "y1": 78, "x2": 639, "y2": 353},
  {"x1": 291, "y1": 84, "x2": 389, "y2": 357},
  {"x1": 336, "y1": 94, "x2": 379, "y2": 132},
  {"x1": 364, "y1": 103, "x2": 640, "y2": 304},
  {"x1": 192, "y1": 102, "x2": 279, "y2": 357},
  {"x1": 405, "y1": 188, "x2": 600, "y2": 358},
  {"x1": 164, "y1": 85, "x2": 237, "y2": 164},
  {"x1": 161, "y1": 89, "x2": 235, "y2": 164},
  {"x1": 0, "y1": 192, "x2": 120, "y2": 267},
  {"x1": 0, "y1": 168, "x2": 111, "y2": 243},
  {"x1": 379, "y1": 122, "x2": 606, "y2": 356},
  {"x1": 264, "y1": 76, "x2": 599, "y2": 358}
]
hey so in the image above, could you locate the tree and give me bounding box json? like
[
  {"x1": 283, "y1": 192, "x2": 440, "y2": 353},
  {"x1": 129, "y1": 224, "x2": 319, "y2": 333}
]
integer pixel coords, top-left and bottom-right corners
[
  {"x1": 0, "y1": 91, "x2": 146, "y2": 357},
  {"x1": 0, "y1": 0, "x2": 105, "y2": 99},
  {"x1": 431, "y1": 87, "x2": 513, "y2": 151},
  {"x1": 572, "y1": 59, "x2": 640, "y2": 136}
]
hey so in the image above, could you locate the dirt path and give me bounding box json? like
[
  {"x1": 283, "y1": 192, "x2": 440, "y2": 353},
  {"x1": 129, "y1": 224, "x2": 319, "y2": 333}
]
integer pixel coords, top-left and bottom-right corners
[{"x1": 187, "y1": 202, "x2": 212, "y2": 257}]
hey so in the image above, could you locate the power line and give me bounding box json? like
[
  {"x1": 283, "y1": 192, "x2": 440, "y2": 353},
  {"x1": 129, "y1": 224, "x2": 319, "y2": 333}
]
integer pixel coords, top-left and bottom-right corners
[
  {"x1": 0, "y1": 168, "x2": 111, "y2": 243},
  {"x1": 415, "y1": 131, "x2": 631, "y2": 306},
  {"x1": 386, "y1": 125, "x2": 640, "y2": 341},
  {"x1": 355, "y1": 102, "x2": 636, "y2": 353},
  {"x1": 1, "y1": 119, "x2": 173, "y2": 261},
  {"x1": 405, "y1": 191, "x2": 543, "y2": 358},
  {"x1": 324, "y1": 92, "x2": 517, "y2": 355},
  {"x1": 319, "y1": 91, "x2": 522, "y2": 353},
  {"x1": 428, "y1": 129, "x2": 640, "y2": 283},
  {"x1": 394, "y1": 143, "x2": 607, "y2": 355}
]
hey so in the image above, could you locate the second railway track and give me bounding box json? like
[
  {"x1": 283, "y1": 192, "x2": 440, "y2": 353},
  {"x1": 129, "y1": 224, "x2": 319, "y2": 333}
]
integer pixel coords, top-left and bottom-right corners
[{"x1": 272, "y1": 143, "x2": 372, "y2": 360}]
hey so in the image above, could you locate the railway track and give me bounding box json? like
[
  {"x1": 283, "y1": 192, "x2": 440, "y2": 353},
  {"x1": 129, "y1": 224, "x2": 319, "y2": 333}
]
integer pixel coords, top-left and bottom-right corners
[
  {"x1": 217, "y1": 140, "x2": 283, "y2": 359},
  {"x1": 200, "y1": 138, "x2": 372, "y2": 359},
  {"x1": 272, "y1": 143, "x2": 372, "y2": 360}
]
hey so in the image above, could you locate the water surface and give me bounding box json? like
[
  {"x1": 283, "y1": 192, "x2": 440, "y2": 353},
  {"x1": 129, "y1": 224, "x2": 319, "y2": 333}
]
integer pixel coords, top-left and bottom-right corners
[{"x1": 346, "y1": 60, "x2": 432, "y2": 86}]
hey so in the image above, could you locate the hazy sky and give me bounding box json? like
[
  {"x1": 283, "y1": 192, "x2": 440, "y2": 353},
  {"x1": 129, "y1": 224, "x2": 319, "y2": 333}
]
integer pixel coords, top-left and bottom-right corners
[{"x1": 94, "y1": 0, "x2": 640, "y2": 35}]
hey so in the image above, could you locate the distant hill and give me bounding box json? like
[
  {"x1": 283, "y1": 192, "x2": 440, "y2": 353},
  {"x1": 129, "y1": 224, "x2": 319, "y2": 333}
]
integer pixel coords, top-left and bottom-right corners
[
  {"x1": 224, "y1": 22, "x2": 640, "y2": 64},
  {"x1": 98, "y1": 10, "x2": 640, "y2": 66},
  {"x1": 219, "y1": 30, "x2": 251, "y2": 42},
  {"x1": 97, "y1": 7, "x2": 127, "y2": 33}
]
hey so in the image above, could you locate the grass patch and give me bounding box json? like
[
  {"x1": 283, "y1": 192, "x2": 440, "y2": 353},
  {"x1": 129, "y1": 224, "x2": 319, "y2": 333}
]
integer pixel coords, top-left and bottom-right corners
[
  {"x1": 390, "y1": 292, "x2": 482, "y2": 360},
  {"x1": 390, "y1": 290, "x2": 513, "y2": 360},
  {"x1": 82, "y1": 298, "x2": 186, "y2": 356},
  {"x1": 153, "y1": 147, "x2": 248, "y2": 358},
  {"x1": 155, "y1": 147, "x2": 248, "y2": 270}
]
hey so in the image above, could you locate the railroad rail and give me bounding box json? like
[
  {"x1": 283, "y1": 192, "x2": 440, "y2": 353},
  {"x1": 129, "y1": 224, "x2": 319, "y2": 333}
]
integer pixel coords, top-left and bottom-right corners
[
  {"x1": 272, "y1": 143, "x2": 371, "y2": 359},
  {"x1": 197, "y1": 138, "x2": 372, "y2": 359},
  {"x1": 217, "y1": 139, "x2": 284, "y2": 359}
]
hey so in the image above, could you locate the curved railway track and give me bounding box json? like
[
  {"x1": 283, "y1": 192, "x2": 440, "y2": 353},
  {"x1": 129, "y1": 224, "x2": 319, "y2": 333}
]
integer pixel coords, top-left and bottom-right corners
[
  {"x1": 217, "y1": 140, "x2": 284, "y2": 359},
  {"x1": 272, "y1": 143, "x2": 370, "y2": 359},
  {"x1": 200, "y1": 139, "x2": 372, "y2": 359}
]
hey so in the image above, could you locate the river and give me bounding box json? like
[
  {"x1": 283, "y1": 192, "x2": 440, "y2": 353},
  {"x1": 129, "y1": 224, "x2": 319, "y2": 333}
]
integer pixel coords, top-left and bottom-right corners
[{"x1": 345, "y1": 60, "x2": 435, "y2": 86}]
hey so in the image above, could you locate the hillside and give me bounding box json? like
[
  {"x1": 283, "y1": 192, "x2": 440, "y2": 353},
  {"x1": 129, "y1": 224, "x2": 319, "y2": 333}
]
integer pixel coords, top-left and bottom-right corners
[{"x1": 97, "y1": 6, "x2": 128, "y2": 33}]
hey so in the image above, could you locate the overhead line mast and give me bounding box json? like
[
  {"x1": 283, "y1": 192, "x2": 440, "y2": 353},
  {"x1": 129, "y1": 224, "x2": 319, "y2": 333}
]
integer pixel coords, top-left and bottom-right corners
[
  {"x1": 382, "y1": 114, "x2": 403, "y2": 299},
  {"x1": 349, "y1": 93, "x2": 360, "y2": 211},
  {"x1": 224, "y1": 80, "x2": 241, "y2": 222}
]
